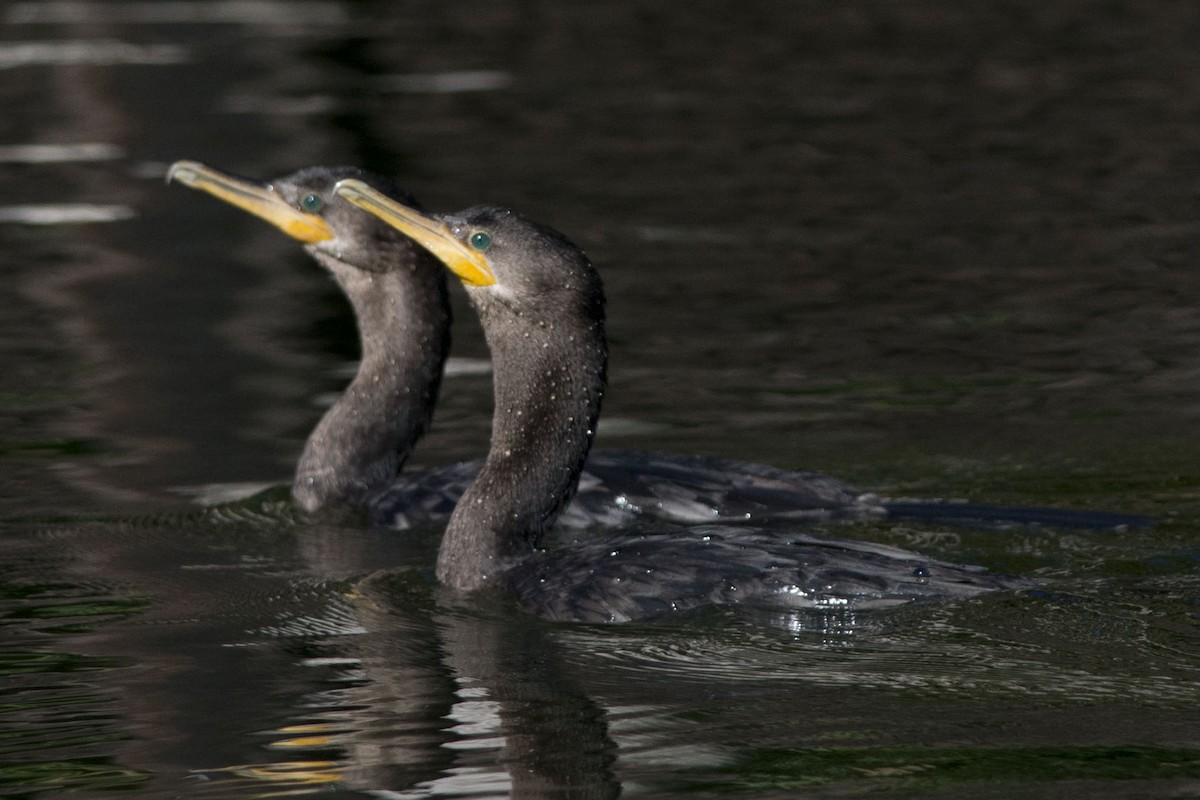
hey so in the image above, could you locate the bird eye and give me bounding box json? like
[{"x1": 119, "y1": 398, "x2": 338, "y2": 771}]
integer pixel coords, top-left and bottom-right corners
[
  {"x1": 300, "y1": 193, "x2": 324, "y2": 213},
  {"x1": 469, "y1": 231, "x2": 492, "y2": 251}
]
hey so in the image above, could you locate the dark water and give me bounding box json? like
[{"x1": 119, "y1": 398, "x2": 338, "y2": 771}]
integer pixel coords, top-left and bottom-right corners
[{"x1": 2, "y1": 1, "x2": 1199, "y2": 797}]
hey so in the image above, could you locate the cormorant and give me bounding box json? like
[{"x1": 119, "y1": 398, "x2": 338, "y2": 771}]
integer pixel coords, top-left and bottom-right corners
[{"x1": 333, "y1": 179, "x2": 1029, "y2": 622}]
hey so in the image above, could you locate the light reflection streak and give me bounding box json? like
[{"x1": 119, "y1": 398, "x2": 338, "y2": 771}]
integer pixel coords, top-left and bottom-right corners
[
  {"x1": 375, "y1": 70, "x2": 513, "y2": 94},
  {"x1": 0, "y1": 40, "x2": 185, "y2": 68},
  {"x1": 5, "y1": 1, "x2": 349, "y2": 25},
  {"x1": 0, "y1": 204, "x2": 136, "y2": 224},
  {"x1": 220, "y1": 94, "x2": 339, "y2": 116},
  {"x1": 195, "y1": 760, "x2": 343, "y2": 792},
  {"x1": 0, "y1": 143, "x2": 124, "y2": 163}
]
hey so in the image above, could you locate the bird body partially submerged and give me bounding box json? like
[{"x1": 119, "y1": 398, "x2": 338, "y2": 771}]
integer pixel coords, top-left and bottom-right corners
[
  {"x1": 506, "y1": 526, "x2": 1028, "y2": 624},
  {"x1": 335, "y1": 179, "x2": 1029, "y2": 622}
]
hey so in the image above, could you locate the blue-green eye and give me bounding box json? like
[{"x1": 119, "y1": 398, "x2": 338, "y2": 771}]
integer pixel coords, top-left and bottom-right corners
[
  {"x1": 300, "y1": 193, "x2": 323, "y2": 213},
  {"x1": 469, "y1": 231, "x2": 491, "y2": 251}
]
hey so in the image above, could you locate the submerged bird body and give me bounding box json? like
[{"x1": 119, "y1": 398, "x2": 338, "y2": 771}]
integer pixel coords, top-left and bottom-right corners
[
  {"x1": 506, "y1": 526, "x2": 1025, "y2": 623},
  {"x1": 368, "y1": 449, "x2": 879, "y2": 530},
  {"x1": 334, "y1": 180, "x2": 1029, "y2": 622}
]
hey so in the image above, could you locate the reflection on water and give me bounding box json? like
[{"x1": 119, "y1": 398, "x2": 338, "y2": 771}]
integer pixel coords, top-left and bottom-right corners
[
  {"x1": 2, "y1": 0, "x2": 1199, "y2": 797},
  {"x1": 0, "y1": 204, "x2": 136, "y2": 224},
  {"x1": 4, "y1": 510, "x2": 1197, "y2": 798},
  {"x1": 0, "y1": 143, "x2": 124, "y2": 162},
  {"x1": 6, "y1": 1, "x2": 350, "y2": 26},
  {"x1": 0, "y1": 40, "x2": 186, "y2": 69}
]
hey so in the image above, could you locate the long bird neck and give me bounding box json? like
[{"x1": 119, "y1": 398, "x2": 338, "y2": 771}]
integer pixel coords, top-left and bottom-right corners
[
  {"x1": 437, "y1": 301, "x2": 606, "y2": 591},
  {"x1": 293, "y1": 255, "x2": 451, "y2": 512}
]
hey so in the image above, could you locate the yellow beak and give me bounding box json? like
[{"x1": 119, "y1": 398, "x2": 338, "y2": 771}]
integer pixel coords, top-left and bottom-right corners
[
  {"x1": 166, "y1": 160, "x2": 334, "y2": 244},
  {"x1": 333, "y1": 178, "x2": 496, "y2": 287}
]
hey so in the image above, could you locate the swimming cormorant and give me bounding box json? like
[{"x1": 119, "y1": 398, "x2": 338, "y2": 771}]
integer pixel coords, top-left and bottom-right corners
[{"x1": 333, "y1": 179, "x2": 1028, "y2": 622}]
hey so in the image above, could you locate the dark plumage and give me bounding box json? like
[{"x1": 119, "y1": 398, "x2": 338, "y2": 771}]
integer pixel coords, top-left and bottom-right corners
[
  {"x1": 508, "y1": 526, "x2": 1022, "y2": 623},
  {"x1": 334, "y1": 179, "x2": 1030, "y2": 622}
]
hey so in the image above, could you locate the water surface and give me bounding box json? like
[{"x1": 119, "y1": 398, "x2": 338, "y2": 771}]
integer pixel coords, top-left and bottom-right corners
[{"x1": 2, "y1": 1, "x2": 1199, "y2": 797}]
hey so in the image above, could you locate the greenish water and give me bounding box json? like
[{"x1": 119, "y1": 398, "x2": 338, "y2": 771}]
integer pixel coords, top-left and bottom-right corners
[{"x1": 2, "y1": 0, "x2": 1199, "y2": 797}]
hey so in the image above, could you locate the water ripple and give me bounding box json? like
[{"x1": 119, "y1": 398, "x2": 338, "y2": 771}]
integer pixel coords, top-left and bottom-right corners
[{"x1": 552, "y1": 591, "x2": 1200, "y2": 709}]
